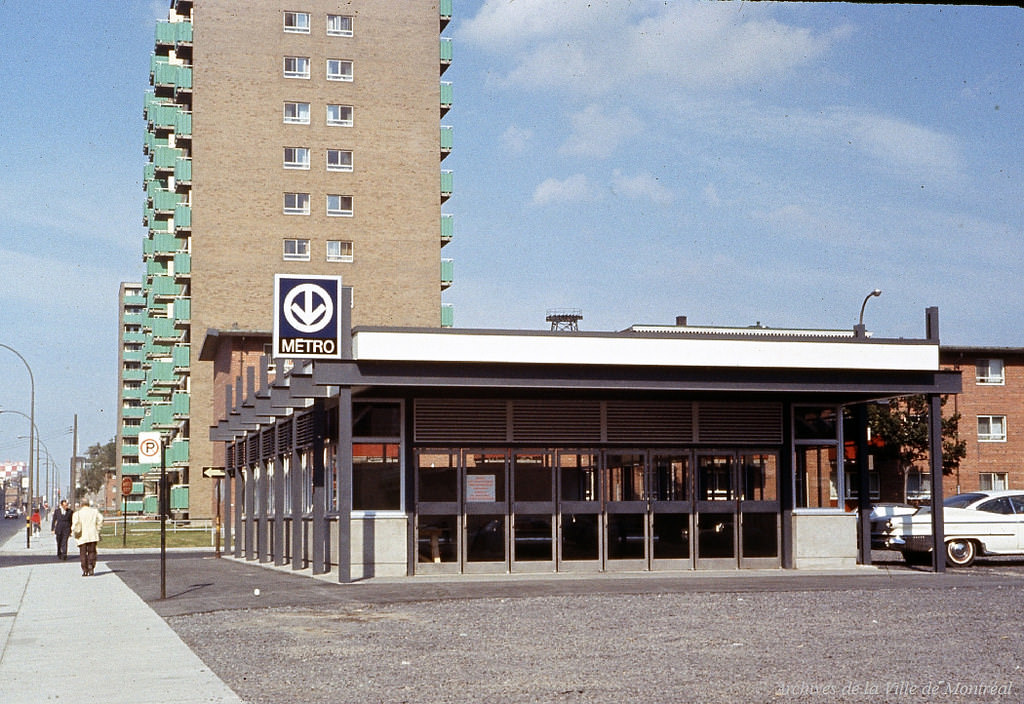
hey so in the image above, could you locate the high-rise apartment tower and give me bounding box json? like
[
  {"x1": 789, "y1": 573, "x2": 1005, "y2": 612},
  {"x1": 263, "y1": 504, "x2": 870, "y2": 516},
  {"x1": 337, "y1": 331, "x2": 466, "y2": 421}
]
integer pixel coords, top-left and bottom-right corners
[{"x1": 122, "y1": 0, "x2": 455, "y2": 518}]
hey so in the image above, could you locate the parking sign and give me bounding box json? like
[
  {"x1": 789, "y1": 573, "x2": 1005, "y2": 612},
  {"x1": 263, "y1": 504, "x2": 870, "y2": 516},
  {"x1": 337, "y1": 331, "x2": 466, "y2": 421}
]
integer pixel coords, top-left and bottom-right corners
[{"x1": 138, "y1": 432, "x2": 162, "y2": 463}]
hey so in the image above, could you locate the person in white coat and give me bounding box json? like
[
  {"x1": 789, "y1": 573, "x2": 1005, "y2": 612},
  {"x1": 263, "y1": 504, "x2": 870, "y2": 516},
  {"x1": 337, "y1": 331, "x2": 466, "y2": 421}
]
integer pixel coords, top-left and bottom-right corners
[{"x1": 71, "y1": 498, "x2": 103, "y2": 576}]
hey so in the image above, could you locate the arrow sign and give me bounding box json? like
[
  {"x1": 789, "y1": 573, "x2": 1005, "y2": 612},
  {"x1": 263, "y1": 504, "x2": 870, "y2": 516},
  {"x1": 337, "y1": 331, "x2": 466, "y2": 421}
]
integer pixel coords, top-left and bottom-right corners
[{"x1": 273, "y1": 274, "x2": 343, "y2": 359}]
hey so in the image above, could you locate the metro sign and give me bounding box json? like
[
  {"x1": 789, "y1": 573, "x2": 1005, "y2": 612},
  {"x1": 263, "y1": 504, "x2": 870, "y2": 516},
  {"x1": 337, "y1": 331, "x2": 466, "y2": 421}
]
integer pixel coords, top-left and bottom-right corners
[{"x1": 273, "y1": 274, "x2": 343, "y2": 359}]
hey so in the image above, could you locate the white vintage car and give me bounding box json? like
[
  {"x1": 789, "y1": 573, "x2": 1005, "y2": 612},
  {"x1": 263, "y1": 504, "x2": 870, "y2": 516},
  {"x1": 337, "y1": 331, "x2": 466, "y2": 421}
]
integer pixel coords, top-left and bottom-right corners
[{"x1": 877, "y1": 490, "x2": 1024, "y2": 567}]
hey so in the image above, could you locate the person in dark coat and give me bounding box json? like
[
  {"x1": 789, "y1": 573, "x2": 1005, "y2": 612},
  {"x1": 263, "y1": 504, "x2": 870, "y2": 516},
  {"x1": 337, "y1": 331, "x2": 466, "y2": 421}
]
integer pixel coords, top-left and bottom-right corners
[{"x1": 51, "y1": 499, "x2": 73, "y2": 560}]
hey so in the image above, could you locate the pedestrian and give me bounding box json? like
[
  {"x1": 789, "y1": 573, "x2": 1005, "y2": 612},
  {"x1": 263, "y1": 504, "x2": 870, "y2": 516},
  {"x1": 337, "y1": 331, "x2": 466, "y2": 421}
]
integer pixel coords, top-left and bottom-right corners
[
  {"x1": 30, "y1": 508, "x2": 41, "y2": 536},
  {"x1": 71, "y1": 498, "x2": 103, "y2": 577},
  {"x1": 51, "y1": 499, "x2": 74, "y2": 560}
]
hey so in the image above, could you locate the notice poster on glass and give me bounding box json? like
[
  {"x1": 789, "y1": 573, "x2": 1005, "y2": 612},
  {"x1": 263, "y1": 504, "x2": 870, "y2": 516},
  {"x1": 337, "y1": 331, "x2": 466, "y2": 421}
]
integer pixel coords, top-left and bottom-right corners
[{"x1": 466, "y1": 474, "x2": 496, "y2": 502}]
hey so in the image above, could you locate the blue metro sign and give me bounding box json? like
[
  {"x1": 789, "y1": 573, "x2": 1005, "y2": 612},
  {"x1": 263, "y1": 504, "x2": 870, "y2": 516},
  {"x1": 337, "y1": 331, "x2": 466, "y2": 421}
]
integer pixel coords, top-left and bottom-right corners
[{"x1": 273, "y1": 274, "x2": 343, "y2": 359}]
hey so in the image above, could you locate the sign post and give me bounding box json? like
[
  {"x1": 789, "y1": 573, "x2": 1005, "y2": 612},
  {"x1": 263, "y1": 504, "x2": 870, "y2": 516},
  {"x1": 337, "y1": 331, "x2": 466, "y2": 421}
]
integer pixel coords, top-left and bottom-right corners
[
  {"x1": 120, "y1": 476, "x2": 133, "y2": 547},
  {"x1": 138, "y1": 431, "x2": 166, "y2": 599},
  {"x1": 203, "y1": 467, "x2": 226, "y2": 557}
]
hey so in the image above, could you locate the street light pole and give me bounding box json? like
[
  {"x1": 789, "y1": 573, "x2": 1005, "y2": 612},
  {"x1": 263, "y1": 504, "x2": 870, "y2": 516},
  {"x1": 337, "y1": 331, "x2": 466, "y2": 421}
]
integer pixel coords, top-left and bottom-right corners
[
  {"x1": 0, "y1": 342, "x2": 35, "y2": 550},
  {"x1": 854, "y1": 289, "x2": 883, "y2": 338}
]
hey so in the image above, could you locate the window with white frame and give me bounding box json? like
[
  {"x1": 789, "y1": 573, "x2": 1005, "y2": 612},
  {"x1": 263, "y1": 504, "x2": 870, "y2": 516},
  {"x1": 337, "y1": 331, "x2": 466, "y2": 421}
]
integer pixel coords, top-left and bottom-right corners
[
  {"x1": 978, "y1": 415, "x2": 1007, "y2": 442},
  {"x1": 326, "y1": 149, "x2": 353, "y2": 172},
  {"x1": 283, "y1": 238, "x2": 310, "y2": 261},
  {"x1": 905, "y1": 470, "x2": 931, "y2": 501},
  {"x1": 283, "y1": 192, "x2": 310, "y2": 215},
  {"x1": 326, "y1": 240, "x2": 353, "y2": 262},
  {"x1": 976, "y1": 358, "x2": 1005, "y2": 385},
  {"x1": 283, "y1": 56, "x2": 310, "y2": 79},
  {"x1": 283, "y1": 147, "x2": 310, "y2": 169},
  {"x1": 327, "y1": 194, "x2": 353, "y2": 216},
  {"x1": 327, "y1": 14, "x2": 353, "y2": 36},
  {"x1": 979, "y1": 472, "x2": 1009, "y2": 492},
  {"x1": 283, "y1": 101, "x2": 310, "y2": 124},
  {"x1": 283, "y1": 11, "x2": 310, "y2": 33},
  {"x1": 327, "y1": 104, "x2": 353, "y2": 127},
  {"x1": 327, "y1": 59, "x2": 353, "y2": 81}
]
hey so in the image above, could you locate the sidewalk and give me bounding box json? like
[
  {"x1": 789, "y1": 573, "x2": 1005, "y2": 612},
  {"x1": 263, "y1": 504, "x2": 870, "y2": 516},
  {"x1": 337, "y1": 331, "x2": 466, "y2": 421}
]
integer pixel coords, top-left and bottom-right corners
[{"x1": 0, "y1": 531, "x2": 244, "y2": 704}]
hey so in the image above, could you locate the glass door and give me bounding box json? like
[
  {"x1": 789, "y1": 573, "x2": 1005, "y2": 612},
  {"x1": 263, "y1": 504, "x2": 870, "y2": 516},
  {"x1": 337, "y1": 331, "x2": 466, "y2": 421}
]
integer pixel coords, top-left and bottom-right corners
[
  {"x1": 414, "y1": 449, "x2": 461, "y2": 574},
  {"x1": 511, "y1": 450, "x2": 555, "y2": 572},
  {"x1": 556, "y1": 450, "x2": 601, "y2": 572},
  {"x1": 649, "y1": 452, "x2": 693, "y2": 570},
  {"x1": 463, "y1": 450, "x2": 509, "y2": 573},
  {"x1": 695, "y1": 453, "x2": 738, "y2": 568},
  {"x1": 603, "y1": 452, "x2": 648, "y2": 570},
  {"x1": 739, "y1": 452, "x2": 780, "y2": 568}
]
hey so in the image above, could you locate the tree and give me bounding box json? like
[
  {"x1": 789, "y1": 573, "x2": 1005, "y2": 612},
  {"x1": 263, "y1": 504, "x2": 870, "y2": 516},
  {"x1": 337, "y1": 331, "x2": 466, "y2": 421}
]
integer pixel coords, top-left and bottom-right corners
[
  {"x1": 76, "y1": 439, "x2": 116, "y2": 499},
  {"x1": 867, "y1": 395, "x2": 966, "y2": 481}
]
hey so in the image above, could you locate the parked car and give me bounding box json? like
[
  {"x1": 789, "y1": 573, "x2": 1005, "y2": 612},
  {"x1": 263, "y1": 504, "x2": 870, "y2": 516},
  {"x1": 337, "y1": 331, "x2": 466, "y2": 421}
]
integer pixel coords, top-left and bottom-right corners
[
  {"x1": 876, "y1": 490, "x2": 1024, "y2": 567},
  {"x1": 4, "y1": 507, "x2": 19, "y2": 519},
  {"x1": 869, "y1": 502, "x2": 918, "y2": 549}
]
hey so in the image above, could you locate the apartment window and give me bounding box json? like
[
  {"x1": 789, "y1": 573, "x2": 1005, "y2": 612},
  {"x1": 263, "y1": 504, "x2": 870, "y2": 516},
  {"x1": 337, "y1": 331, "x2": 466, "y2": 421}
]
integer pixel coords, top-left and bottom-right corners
[
  {"x1": 979, "y1": 472, "x2": 1009, "y2": 492},
  {"x1": 327, "y1": 59, "x2": 353, "y2": 81},
  {"x1": 978, "y1": 415, "x2": 1007, "y2": 442},
  {"x1": 283, "y1": 192, "x2": 310, "y2": 215},
  {"x1": 905, "y1": 470, "x2": 931, "y2": 501},
  {"x1": 326, "y1": 149, "x2": 353, "y2": 172},
  {"x1": 327, "y1": 194, "x2": 353, "y2": 216},
  {"x1": 283, "y1": 102, "x2": 310, "y2": 124},
  {"x1": 327, "y1": 240, "x2": 353, "y2": 262},
  {"x1": 283, "y1": 56, "x2": 310, "y2": 79},
  {"x1": 284, "y1": 147, "x2": 310, "y2": 169},
  {"x1": 976, "y1": 359, "x2": 1005, "y2": 385},
  {"x1": 327, "y1": 104, "x2": 353, "y2": 127},
  {"x1": 283, "y1": 238, "x2": 310, "y2": 261},
  {"x1": 327, "y1": 14, "x2": 353, "y2": 36},
  {"x1": 283, "y1": 11, "x2": 310, "y2": 33}
]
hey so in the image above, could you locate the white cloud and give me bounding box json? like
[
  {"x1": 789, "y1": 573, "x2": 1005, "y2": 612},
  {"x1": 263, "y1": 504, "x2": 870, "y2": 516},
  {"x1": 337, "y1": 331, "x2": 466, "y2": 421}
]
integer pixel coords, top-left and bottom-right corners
[
  {"x1": 460, "y1": 1, "x2": 836, "y2": 97},
  {"x1": 611, "y1": 170, "x2": 673, "y2": 205},
  {"x1": 532, "y1": 174, "x2": 595, "y2": 206},
  {"x1": 500, "y1": 125, "x2": 533, "y2": 154},
  {"x1": 559, "y1": 104, "x2": 642, "y2": 158}
]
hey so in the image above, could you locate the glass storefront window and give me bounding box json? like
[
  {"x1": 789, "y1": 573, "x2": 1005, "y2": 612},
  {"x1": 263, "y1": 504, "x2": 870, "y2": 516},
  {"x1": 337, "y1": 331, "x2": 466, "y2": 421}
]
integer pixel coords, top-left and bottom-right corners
[{"x1": 352, "y1": 443, "x2": 401, "y2": 510}]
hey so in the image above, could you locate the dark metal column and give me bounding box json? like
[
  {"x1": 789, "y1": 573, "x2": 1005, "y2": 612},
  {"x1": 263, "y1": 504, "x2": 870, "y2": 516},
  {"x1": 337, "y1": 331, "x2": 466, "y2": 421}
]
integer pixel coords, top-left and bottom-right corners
[
  {"x1": 257, "y1": 456, "x2": 268, "y2": 562},
  {"x1": 291, "y1": 438, "x2": 303, "y2": 570},
  {"x1": 244, "y1": 461, "x2": 255, "y2": 560},
  {"x1": 929, "y1": 393, "x2": 946, "y2": 573},
  {"x1": 779, "y1": 403, "x2": 794, "y2": 569},
  {"x1": 337, "y1": 388, "x2": 353, "y2": 583},
  {"x1": 311, "y1": 400, "x2": 327, "y2": 574},
  {"x1": 274, "y1": 445, "x2": 286, "y2": 566},
  {"x1": 233, "y1": 458, "x2": 244, "y2": 558},
  {"x1": 855, "y1": 404, "x2": 872, "y2": 565},
  {"x1": 222, "y1": 453, "x2": 233, "y2": 558}
]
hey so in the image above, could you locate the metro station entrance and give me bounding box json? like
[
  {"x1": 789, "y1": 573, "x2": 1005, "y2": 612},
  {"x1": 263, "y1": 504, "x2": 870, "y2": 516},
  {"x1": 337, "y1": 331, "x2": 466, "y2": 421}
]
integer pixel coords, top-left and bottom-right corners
[{"x1": 414, "y1": 448, "x2": 780, "y2": 574}]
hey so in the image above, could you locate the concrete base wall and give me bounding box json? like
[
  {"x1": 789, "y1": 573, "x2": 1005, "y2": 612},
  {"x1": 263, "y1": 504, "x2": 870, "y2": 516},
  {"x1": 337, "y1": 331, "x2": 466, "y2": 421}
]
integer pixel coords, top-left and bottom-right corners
[
  {"x1": 327, "y1": 517, "x2": 408, "y2": 580},
  {"x1": 793, "y1": 513, "x2": 858, "y2": 568}
]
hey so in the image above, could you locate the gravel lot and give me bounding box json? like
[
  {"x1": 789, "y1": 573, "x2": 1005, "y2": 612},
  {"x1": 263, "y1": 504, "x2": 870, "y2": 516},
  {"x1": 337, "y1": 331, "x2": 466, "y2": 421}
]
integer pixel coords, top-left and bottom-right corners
[{"x1": 168, "y1": 579, "x2": 1024, "y2": 704}]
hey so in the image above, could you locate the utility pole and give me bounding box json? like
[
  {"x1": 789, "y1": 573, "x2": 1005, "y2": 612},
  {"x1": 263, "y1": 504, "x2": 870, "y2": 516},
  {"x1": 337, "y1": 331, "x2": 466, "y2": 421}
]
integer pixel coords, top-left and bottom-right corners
[{"x1": 70, "y1": 414, "x2": 78, "y2": 505}]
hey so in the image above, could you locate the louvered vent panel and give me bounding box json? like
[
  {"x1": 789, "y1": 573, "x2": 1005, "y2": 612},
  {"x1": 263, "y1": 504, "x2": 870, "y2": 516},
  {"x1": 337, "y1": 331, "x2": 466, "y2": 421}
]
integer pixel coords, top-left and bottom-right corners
[
  {"x1": 414, "y1": 399, "x2": 508, "y2": 443},
  {"x1": 697, "y1": 403, "x2": 783, "y2": 444},
  {"x1": 511, "y1": 400, "x2": 601, "y2": 443},
  {"x1": 224, "y1": 444, "x2": 234, "y2": 468},
  {"x1": 261, "y1": 428, "x2": 275, "y2": 458},
  {"x1": 295, "y1": 412, "x2": 315, "y2": 448},
  {"x1": 277, "y1": 419, "x2": 293, "y2": 453},
  {"x1": 606, "y1": 401, "x2": 694, "y2": 443},
  {"x1": 235, "y1": 439, "x2": 245, "y2": 466},
  {"x1": 247, "y1": 433, "x2": 259, "y2": 464}
]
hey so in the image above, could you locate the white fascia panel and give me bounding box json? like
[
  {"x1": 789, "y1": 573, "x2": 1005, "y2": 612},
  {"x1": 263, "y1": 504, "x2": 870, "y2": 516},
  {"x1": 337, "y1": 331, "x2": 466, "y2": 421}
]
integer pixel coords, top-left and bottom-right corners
[{"x1": 352, "y1": 331, "x2": 939, "y2": 372}]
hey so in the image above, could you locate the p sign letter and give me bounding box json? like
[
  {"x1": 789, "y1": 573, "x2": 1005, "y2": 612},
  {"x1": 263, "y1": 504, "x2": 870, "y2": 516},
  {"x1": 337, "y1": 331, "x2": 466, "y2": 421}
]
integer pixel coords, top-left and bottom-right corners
[{"x1": 138, "y1": 432, "x2": 162, "y2": 463}]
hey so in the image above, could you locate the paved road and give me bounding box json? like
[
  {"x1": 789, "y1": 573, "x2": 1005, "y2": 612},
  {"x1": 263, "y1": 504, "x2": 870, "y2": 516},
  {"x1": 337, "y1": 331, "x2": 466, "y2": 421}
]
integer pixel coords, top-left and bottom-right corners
[{"x1": 96, "y1": 552, "x2": 1024, "y2": 704}]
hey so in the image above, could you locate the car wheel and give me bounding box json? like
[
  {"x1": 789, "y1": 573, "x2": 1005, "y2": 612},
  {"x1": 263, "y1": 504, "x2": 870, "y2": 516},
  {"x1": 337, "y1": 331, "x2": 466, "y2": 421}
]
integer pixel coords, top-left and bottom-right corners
[
  {"x1": 902, "y1": 550, "x2": 931, "y2": 566},
  {"x1": 945, "y1": 539, "x2": 976, "y2": 567}
]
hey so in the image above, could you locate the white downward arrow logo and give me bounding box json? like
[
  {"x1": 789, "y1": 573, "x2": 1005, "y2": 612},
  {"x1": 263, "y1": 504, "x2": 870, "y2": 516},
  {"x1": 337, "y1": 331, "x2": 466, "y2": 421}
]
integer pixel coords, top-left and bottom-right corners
[{"x1": 283, "y1": 283, "x2": 334, "y2": 333}]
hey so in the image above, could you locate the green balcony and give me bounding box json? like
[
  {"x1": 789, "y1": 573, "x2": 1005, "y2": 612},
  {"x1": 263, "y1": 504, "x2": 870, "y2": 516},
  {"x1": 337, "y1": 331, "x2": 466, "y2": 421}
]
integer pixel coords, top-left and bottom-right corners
[
  {"x1": 148, "y1": 403, "x2": 174, "y2": 428},
  {"x1": 170, "y1": 485, "x2": 189, "y2": 510},
  {"x1": 146, "y1": 260, "x2": 169, "y2": 277},
  {"x1": 122, "y1": 368, "x2": 146, "y2": 382},
  {"x1": 441, "y1": 213, "x2": 453, "y2": 243},
  {"x1": 146, "y1": 102, "x2": 179, "y2": 130},
  {"x1": 131, "y1": 482, "x2": 145, "y2": 495},
  {"x1": 152, "y1": 62, "x2": 192, "y2": 94},
  {"x1": 121, "y1": 446, "x2": 140, "y2": 461},
  {"x1": 149, "y1": 188, "x2": 180, "y2": 213},
  {"x1": 173, "y1": 251, "x2": 191, "y2": 275},
  {"x1": 152, "y1": 146, "x2": 181, "y2": 170},
  {"x1": 441, "y1": 258, "x2": 454, "y2": 286},
  {"x1": 123, "y1": 349, "x2": 146, "y2": 364},
  {"x1": 124, "y1": 312, "x2": 146, "y2": 328},
  {"x1": 174, "y1": 111, "x2": 192, "y2": 136},
  {"x1": 122, "y1": 387, "x2": 146, "y2": 401},
  {"x1": 172, "y1": 391, "x2": 190, "y2": 417},
  {"x1": 144, "y1": 132, "x2": 169, "y2": 154},
  {"x1": 441, "y1": 170, "x2": 453, "y2": 200},
  {"x1": 120, "y1": 425, "x2": 140, "y2": 439},
  {"x1": 174, "y1": 157, "x2": 191, "y2": 183},
  {"x1": 440, "y1": 37, "x2": 452, "y2": 66},
  {"x1": 174, "y1": 204, "x2": 191, "y2": 230},
  {"x1": 172, "y1": 344, "x2": 190, "y2": 369},
  {"x1": 149, "y1": 317, "x2": 177, "y2": 340},
  {"x1": 440, "y1": 0, "x2": 452, "y2": 22},
  {"x1": 441, "y1": 126, "x2": 453, "y2": 156},
  {"x1": 168, "y1": 440, "x2": 189, "y2": 466},
  {"x1": 173, "y1": 297, "x2": 191, "y2": 326},
  {"x1": 122, "y1": 406, "x2": 146, "y2": 419},
  {"x1": 148, "y1": 275, "x2": 178, "y2": 299},
  {"x1": 143, "y1": 496, "x2": 158, "y2": 514},
  {"x1": 440, "y1": 81, "x2": 452, "y2": 113},
  {"x1": 124, "y1": 500, "x2": 145, "y2": 513},
  {"x1": 146, "y1": 232, "x2": 182, "y2": 257},
  {"x1": 441, "y1": 304, "x2": 454, "y2": 328}
]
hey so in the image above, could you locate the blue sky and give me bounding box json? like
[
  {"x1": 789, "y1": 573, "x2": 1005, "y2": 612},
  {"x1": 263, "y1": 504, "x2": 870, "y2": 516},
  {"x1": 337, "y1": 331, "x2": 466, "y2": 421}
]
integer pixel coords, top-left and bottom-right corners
[{"x1": 0, "y1": 1, "x2": 1022, "y2": 491}]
